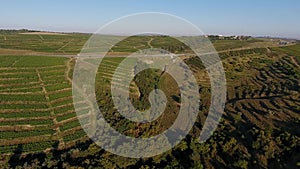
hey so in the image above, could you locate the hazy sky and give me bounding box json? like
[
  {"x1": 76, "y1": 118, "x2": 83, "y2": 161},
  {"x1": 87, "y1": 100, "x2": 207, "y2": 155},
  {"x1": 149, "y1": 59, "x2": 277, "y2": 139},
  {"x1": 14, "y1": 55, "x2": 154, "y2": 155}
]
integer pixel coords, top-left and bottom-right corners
[{"x1": 1, "y1": 0, "x2": 300, "y2": 38}]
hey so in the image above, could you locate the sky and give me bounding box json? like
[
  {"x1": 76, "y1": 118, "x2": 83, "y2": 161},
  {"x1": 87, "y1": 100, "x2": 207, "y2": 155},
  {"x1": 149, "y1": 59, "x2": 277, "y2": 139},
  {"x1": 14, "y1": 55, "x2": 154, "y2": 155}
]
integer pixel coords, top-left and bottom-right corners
[{"x1": 1, "y1": 0, "x2": 300, "y2": 39}]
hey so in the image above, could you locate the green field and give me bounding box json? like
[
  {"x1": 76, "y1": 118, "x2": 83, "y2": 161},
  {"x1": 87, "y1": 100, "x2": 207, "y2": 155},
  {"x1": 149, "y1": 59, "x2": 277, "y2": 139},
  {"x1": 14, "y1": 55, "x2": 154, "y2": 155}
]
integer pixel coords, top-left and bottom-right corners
[
  {"x1": 0, "y1": 55, "x2": 87, "y2": 155},
  {"x1": 0, "y1": 33, "x2": 89, "y2": 54}
]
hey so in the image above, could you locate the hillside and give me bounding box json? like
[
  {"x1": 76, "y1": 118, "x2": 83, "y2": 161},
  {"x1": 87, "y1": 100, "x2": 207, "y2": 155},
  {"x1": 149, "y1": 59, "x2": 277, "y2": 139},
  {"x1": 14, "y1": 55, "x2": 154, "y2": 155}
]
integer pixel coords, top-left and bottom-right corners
[{"x1": 0, "y1": 33, "x2": 299, "y2": 168}]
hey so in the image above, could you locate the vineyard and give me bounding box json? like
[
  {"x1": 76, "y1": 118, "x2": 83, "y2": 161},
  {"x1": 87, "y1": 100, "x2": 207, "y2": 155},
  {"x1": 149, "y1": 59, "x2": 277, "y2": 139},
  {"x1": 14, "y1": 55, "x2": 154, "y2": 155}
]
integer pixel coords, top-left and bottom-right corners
[
  {"x1": 0, "y1": 33, "x2": 299, "y2": 168},
  {"x1": 0, "y1": 55, "x2": 88, "y2": 154},
  {"x1": 0, "y1": 54, "x2": 150, "y2": 155}
]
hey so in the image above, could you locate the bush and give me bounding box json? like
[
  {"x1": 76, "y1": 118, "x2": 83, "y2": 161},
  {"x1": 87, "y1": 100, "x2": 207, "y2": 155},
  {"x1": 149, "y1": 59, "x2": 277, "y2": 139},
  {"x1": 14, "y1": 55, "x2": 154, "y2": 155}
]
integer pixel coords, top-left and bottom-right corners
[{"x1": 233, "y1": 160, "x2": 248, "y2": 169}]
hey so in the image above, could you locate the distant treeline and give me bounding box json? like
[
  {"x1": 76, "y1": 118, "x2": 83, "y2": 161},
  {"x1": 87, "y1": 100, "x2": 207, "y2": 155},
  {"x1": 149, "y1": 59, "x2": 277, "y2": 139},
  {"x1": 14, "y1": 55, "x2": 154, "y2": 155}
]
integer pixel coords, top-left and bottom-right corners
[{"x1": 0, "y1": 29, "x2": 38, "y2": 34}]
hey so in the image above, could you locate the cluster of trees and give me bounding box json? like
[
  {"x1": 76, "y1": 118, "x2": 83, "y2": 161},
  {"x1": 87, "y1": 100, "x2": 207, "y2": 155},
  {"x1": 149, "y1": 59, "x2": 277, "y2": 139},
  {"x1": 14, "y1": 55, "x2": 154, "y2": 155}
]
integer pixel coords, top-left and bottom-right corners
[
  {"x1": 3, "y1": 119, "x2": 299, "y2": 169},
  {"x1": 0, "y1": 29, "x2": 38, "y2": 34}
]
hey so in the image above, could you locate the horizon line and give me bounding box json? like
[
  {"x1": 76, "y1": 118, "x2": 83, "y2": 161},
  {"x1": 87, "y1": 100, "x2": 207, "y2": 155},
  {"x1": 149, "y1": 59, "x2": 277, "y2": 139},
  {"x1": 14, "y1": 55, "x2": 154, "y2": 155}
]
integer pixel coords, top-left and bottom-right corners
[{"x1": 0, "y1": 28, "x2": 299, "y2": 40}]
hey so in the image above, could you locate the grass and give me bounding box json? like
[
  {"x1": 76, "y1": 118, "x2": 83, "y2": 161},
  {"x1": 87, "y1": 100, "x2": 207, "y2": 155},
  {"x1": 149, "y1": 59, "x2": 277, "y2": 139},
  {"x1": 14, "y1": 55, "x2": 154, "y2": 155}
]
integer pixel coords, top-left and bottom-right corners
[
  {"x1": 20, "y1": 141, "x2": 58, "y2": 153},
  {"x1": 57, "y1": 112, "x2": 76, "y2": 122},
  {"x1": 42, "y1": 75, "x2": 65, "y2": 82},
  {"x1": 0, "y1": 55, "x2": 67, "y2": 67},
  {"x1": 0, "y1": 103, "x2": 48, "y2": 109},
  {"x1": 0, "y1": 83, "x2": 41, "y2": 91},
  {"x1": 48, "y1": 89, "x2": 72, "y2": 100},
  {"x1": 40, "y1": 71, "x2": 65, "y2": 77},
  {"x1": 45, "y1": 83, "x2": 71, "y2": 91},
  {"x1": 0, "y1": 94, "x2": 46, "y2": 102},
  {"x1": 0, "y1": 129, "x2": 54, "y2": 139},
  {"x1": 51, "y1": 98, "x2": 73, "y2": 107},
  {"x1": 59, "y1": 120, "x2": 81, "y2": 132},
  {"x1": 0, "y1": 145, "x2": 19, "y2": 154},
  {"x1": 43, "y1": 78, "x2": 68, "y2": 85},
  {"x1": 0, "y1": 87, "x2": 42, "y2": 93},
  {"x1": 63, "y1": 129, "x2": 87, "y2": 142},
  {"x1": 272, "y1": 43, "x2": 300, "y2": 64},
  {"x1": 0, "y1": 111, "x2": 50, "y2": 118},
  {"x1": 0, "y1": 33, "x2": 89, "y2": 54},
  {"x1": 212, "y1": 39, "x2": 263, "y2": 51},
  {"x1": 53, "y1": 105, "x2": 75, "y2": 114},
  {"x1": 13, "y1": 56, "x2": 67, "y2": 67},
  {"x1": 0, "y1": 56, "x2": 22, "y2": 66},
  {"x1": 0, "y1": 79, "x2": 39, "y2": 85},
  {"x1": 0, "y1": 73, "x2": 38, "y2": 79},
  {"x1": 38, "y1": 66, "x2": 66, "y2": 72}
]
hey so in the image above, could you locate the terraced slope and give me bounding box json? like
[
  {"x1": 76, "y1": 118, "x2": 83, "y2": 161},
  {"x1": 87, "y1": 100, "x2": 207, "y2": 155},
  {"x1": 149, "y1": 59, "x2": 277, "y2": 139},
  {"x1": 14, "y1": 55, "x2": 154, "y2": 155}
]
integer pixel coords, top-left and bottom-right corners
[
  {"x1": 226, "y1": 55, "x2": 300, "y2": 131},
  {"x1": 0, "y1": 55, "x2": 148, "y2": 154},
  {"x1": 0, "y1": 36, "x2": 299, "y2": 168},
  {"x1": 0, "y1": 56, "x2": 88, "y2": 154}
]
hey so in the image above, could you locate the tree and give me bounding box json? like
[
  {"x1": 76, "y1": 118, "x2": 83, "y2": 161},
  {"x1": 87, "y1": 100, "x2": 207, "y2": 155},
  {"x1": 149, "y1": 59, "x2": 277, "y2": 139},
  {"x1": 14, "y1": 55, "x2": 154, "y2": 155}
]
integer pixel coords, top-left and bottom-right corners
[{"x1": 233, "y1": 160, "x2": 248, "y2": 169}]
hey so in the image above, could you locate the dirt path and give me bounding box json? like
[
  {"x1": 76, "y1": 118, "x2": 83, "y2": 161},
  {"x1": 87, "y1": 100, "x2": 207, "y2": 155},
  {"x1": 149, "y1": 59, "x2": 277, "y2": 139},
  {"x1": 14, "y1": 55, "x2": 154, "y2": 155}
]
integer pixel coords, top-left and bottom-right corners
[
  {"x1": 65, "y1": 58, "x2": 73, "y2": 84},
  {"x1": 57, "y1": 40, "x2": 73, "y2": 53},
  {"x1": 147, "y1": 38, "x2": 154, "y2": 48},
  {"x1": 36, "y1": 68, "x2": 63, "y2": 145},
  {"x1": 38, "y1": 34, "x2": 44, "y2": 40},
  {"x1": 11, "y1": 56, "x2": 23, "y2": 66},
  {"x1": 66, "y1": 58, "x2": 99, "y2": 136},
  {"x1": 290, "y1": 56, "x2": 300, "y2": 69}
]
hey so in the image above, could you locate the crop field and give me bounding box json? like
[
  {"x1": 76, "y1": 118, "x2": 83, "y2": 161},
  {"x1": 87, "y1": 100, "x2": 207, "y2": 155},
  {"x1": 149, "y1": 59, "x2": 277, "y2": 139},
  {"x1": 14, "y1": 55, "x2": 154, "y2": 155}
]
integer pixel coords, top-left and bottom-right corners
[
  {"x1": 1, "y1": 33, "x2": 281, "y2": 56},
  {"x1": 0, "y1": 55, "x2": 89, "y2": 155},
  {"x1": 0, "y1": 52, "x2": 146, "y2": 155},
  {"x1": 0, "y1": 33, "x2": 299, "y2": 168},
  {"x1": 0, "y1": 33, "x2": 89, "y2": 54}
]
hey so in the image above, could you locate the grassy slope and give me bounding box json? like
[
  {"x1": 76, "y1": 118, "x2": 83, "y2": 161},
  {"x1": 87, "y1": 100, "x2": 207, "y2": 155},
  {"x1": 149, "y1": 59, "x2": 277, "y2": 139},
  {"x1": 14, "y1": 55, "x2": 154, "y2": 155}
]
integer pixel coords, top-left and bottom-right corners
[{"x1": 272, "y1": 43, "x2": 300, "y2": 64}]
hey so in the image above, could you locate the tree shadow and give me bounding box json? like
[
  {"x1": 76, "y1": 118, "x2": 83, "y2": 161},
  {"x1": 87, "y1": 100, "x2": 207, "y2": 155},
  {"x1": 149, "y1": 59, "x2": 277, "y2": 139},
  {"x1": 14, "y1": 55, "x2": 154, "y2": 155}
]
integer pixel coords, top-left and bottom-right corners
[
  {"x1": 8, "y1": 144, "x2": 47, "y2": 168},
  {"x1": 8, "y1": 144, "x2": 23, "y2": 168}
]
